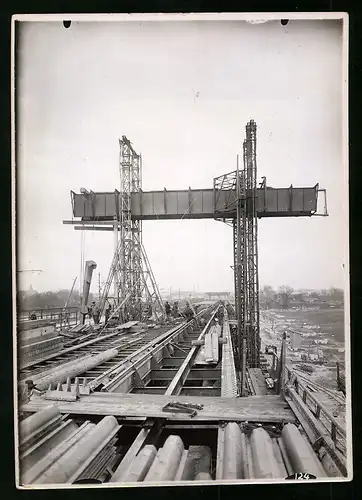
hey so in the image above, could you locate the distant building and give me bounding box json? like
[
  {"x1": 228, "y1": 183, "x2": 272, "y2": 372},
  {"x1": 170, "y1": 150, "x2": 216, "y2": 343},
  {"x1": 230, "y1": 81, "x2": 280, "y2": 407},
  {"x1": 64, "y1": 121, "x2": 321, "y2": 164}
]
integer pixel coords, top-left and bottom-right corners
[
  {"x1": 205, "y1": 292, "x2": 231, "y2": 300},
  {"x1": 22, "y1": 284, "x2": 37, "y2": 298}
]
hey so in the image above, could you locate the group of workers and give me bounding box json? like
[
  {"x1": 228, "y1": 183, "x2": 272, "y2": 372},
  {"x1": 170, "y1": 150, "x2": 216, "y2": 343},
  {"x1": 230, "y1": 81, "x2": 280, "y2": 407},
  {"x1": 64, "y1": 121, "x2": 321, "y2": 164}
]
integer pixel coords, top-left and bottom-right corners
[
  {"x1": 88, "y1": 301, "x2": 114, "y2": 325},
  {"x1": 86, "y1": 299, "x2": 197, "y2": 326},
  {"x1": 164, "y1": 301, "x2": 195, "y2": 322}
]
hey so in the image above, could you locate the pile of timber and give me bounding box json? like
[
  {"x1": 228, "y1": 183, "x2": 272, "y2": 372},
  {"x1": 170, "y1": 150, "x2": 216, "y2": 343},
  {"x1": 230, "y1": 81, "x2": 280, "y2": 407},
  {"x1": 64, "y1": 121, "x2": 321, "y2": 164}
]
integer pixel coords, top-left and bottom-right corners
[
  {"x1": 194, "y1": 323, "x2": 221, "y2": 365},
  {"x1": 296, "y1": 364, "x2": 314, "y2": 374},
  {"x1": 68, "y1": 324, "x2": 98, "y2": 335},
  {"x1": 18, "y1": 322, "x2": 64, "y2": 368}
]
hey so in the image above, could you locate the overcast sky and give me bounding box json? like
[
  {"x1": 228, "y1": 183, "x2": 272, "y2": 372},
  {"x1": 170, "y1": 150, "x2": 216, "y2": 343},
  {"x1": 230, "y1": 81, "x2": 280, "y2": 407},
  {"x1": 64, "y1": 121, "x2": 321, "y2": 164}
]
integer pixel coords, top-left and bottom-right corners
[{"x1": 16, "y1": 18, "x2": 345, "y2": 296}]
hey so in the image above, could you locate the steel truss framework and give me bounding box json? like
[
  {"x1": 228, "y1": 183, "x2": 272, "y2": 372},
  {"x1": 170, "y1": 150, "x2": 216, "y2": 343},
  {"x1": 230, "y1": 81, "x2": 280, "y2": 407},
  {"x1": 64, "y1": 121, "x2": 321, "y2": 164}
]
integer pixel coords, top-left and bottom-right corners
[
  {"x1": 69, "y1": 121, "x2": 326, "y2": 374},
  {"x1": 99, "y1": 137, "x2": 164, "y2": 322},
  {"x1": 214, "y1": 120, "x2": 260, "y2": 378}
]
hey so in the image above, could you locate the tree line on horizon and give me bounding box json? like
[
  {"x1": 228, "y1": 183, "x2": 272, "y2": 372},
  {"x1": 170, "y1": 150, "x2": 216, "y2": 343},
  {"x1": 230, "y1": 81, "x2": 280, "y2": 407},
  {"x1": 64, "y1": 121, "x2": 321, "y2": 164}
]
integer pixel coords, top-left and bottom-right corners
[
  {"x1": 16, "y1": 285, "x2": 344, "y2": 312},
  {"x1": 259, "y1": 285, "x2": 344, "y2": 309},
  {"x1": 17, "y1": 289, "x2": 97, "y2": 311}
]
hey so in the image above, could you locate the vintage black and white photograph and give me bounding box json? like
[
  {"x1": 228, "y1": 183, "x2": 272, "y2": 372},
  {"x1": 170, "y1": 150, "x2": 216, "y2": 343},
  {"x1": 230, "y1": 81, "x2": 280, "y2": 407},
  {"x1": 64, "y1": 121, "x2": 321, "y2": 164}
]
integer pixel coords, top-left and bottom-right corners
[{"x1": 13, "y1": 13, "x2": 350, "y2": 487}]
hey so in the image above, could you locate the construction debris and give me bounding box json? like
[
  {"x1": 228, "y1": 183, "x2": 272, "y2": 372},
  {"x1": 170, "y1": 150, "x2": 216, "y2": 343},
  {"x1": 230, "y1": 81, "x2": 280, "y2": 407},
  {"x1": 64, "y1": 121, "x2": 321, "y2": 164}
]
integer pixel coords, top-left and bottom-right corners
[{"x1": 162, "y1": 401, "x2": 204, "y2": 417}]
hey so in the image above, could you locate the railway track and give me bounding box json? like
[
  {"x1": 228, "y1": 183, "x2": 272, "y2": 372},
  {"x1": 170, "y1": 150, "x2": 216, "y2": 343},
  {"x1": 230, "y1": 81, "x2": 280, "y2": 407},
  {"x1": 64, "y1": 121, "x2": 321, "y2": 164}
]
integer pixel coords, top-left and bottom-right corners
[
  {"x1": 84, "y1": 305, "x2": 218, "y2": 394},
  {"x1": 19, "y1": 325, "x2": 180, "y2": 382},
  {"x1": 20, "y1": 304, "x2": 217, "y2": 393},
  {"x1": 19, "y1": 303, "x2": 349, "y2": 484},
  {"x1": 78, "y1": 322, "x2": 195, "y2": 390},
  {"x1": 121, "y1": 307, "x2": 222, "y2": 398}
]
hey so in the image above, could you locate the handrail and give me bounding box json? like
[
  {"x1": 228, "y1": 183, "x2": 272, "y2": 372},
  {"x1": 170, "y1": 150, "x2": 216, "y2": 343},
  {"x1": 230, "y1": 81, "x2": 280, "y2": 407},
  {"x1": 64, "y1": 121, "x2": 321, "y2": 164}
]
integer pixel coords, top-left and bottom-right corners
[
  {"x1": 285, "y1": 367, "x2": 346, "y2": 450},
  {"x1": 19, "y1": 306, "x2": 79, "y2": 313}
]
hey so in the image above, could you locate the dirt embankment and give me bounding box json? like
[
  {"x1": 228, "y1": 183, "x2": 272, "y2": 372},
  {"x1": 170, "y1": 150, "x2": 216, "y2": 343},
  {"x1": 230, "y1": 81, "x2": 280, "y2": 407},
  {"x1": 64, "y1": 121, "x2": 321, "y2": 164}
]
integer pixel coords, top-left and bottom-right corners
[{"x1": 260, "y1": 307, "x2": 346, "y2": 390}]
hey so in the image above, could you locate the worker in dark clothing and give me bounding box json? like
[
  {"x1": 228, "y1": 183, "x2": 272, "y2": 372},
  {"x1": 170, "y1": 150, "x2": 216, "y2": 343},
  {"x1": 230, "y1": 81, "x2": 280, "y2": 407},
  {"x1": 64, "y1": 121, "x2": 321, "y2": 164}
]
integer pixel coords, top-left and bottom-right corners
[
  {"x1": 183, "y1": 302, "x2": 194, "y2": 322},
  {"x1": 91, "y1": 301, "x2": 100, "y2": 325},
  {"x1": 172, "y1": 301, "x2": 179, "y2": 318},
  {"x1": 165, "y1": 301, "x2": 171, "y2": 319},
  {"x1": 105, "y1": 304, "x2": 112, "y2": 324},
  {"x1": 146, "y1": 303, "x2": 153, "y2": 319},
  {"x1": 30, "y1": 313, "x2": 37, "y2": 321},
  {"x1": 217, "y1": 307, "x2": 224, "y2": 322}
]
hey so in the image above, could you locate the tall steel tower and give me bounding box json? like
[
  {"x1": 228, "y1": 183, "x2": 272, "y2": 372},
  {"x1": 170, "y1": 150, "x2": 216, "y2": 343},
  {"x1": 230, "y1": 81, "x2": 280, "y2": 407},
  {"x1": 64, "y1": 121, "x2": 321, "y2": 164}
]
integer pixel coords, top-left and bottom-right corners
[
  {"x1": 98, "y1": 137, "x2": 164, "y2": 322},
  {"x1": 213, "y1": 120, "x2": 260, "y2": 391},
  {"x1": 243, "y1": 120, "x2": 260, "y2": 369},
  {"x1": 119, "y1": 136, "x2": 143, "y2": 319}
]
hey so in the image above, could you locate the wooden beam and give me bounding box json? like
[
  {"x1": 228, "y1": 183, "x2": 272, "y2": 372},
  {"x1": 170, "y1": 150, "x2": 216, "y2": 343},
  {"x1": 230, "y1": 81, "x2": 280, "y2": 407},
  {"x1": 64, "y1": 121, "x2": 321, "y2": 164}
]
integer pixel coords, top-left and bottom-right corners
[
  {"x1": 21, "y1": 393, "x2": 297, "y2": 423},
  {"x1": 221, "y1": 311, "x2": 238, "y2": 398}
]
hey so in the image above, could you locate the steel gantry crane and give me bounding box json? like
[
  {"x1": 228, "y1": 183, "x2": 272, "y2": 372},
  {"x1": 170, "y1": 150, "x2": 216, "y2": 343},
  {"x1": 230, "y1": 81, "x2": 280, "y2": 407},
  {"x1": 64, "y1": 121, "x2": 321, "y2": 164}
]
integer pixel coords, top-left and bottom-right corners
[{"x1": 64, "y1": 120, "x2": 328, "y2": 393}]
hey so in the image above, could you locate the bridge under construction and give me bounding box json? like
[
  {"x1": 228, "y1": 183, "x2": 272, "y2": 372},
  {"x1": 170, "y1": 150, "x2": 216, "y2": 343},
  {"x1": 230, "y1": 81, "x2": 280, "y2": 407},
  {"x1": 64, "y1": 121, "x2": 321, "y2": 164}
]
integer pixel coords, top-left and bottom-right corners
[{"x1": 17, "y1": 121, "x2": 347, "y2": 486}]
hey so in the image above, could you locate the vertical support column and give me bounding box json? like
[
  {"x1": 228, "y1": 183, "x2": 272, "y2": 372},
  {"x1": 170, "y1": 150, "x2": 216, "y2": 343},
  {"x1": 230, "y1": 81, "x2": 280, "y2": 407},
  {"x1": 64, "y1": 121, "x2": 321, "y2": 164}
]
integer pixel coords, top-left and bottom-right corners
[
  {"x1": 113, "y1": 217, "x2": 118, "y2": 305},
  {"x1": 119, "y1": 136, "x2": 135, "y2": 321},
  {"x1": 131, "y1": 150, "x2": 143, "y2": 320},
  {"x1": 280, "y1": 331, "x2": 287, "y2": 398},
  {"x1": 243, "y1": 120, "x2": 260, "y2": 368},
  {"x1": 277, "y1": 331, "x2": 287, "y2": 397},
  {"x1": 235, "y1": 154, "x2": 242, "y2": 375},
  {"x1": 241, "y1": 338, "x2": 247, "y2": 396}
]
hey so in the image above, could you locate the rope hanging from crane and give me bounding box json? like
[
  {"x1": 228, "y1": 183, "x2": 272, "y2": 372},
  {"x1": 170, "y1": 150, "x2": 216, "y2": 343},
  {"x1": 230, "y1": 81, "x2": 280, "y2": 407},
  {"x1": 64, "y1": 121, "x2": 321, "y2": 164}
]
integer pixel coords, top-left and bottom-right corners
[{"x1": 80, "y1": 229, "x2": 86, "y2": 299}]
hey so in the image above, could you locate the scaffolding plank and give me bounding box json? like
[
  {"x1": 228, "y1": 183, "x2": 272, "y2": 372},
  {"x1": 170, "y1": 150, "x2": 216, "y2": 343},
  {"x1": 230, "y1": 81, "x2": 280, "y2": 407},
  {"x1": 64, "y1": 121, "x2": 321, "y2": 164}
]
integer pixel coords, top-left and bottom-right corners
[{"x1": 21, "y1": 394, "x2": 296, "y2": 423}]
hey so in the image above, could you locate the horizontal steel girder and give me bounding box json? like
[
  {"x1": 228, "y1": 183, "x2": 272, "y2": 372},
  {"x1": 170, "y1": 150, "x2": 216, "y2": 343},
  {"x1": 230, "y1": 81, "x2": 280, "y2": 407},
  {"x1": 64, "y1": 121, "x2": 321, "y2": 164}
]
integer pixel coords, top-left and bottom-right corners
[{"x1": 67, "y1": 184, "x2": 320, "y2": 224}]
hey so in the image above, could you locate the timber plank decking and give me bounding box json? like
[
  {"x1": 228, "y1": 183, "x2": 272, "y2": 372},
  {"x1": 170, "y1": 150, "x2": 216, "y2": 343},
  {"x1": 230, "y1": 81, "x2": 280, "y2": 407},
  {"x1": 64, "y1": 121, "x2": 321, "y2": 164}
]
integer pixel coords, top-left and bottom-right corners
[{"x1": 21, "y1": 393, "x2": 296, "y2": 423}]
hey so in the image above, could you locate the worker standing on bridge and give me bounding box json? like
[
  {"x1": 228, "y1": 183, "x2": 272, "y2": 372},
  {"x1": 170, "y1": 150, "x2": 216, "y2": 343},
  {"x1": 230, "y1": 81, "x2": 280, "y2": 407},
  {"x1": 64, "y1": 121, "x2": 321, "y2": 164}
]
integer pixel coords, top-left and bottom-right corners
[
  {"x1": 105, "y1": 303, "x2": 112, "y2": 324},
  {"x1": 146, "y1": 302, "x2": 152, "y2": 319},
  {"x1": 91, "y1": 301, "x2": 100, "y2": 324},
  {"x1": 184, "y1": 302, "x2": 194, "y2": 322},
  {"x1": 172, "y1": 301, "x2": 179, "y2": 318},
  {"x1": 165, "y1": 301, "x2": 171, "y2": 320}
]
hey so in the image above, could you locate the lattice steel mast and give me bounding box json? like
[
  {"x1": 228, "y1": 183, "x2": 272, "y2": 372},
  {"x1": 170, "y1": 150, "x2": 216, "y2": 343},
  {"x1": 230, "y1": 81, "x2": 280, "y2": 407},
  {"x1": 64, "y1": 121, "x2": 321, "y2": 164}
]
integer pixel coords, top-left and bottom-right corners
[
  {"x1": 233, "y1": 154, "x2": 248, "y2": 391},
  {"x1": 98, "y1": 137, "x2": 164, "y2": 322},
  {"x1": 214, "y1": 120, "x2": 260, "y2": 391},
  {"x1": 243, "y1": 120, "x2": 260, "y2": 368},
  {"x1": 119, "y1": 136, "x2": 142, "y2": 319}
]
